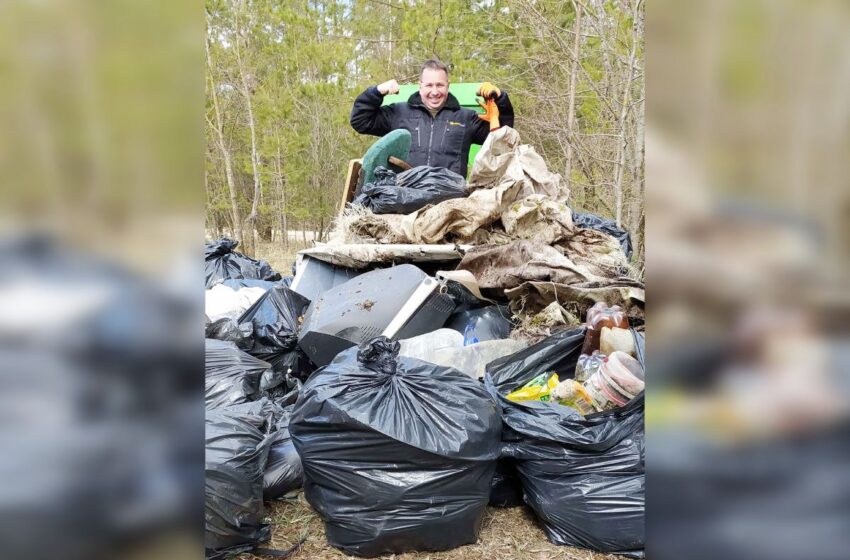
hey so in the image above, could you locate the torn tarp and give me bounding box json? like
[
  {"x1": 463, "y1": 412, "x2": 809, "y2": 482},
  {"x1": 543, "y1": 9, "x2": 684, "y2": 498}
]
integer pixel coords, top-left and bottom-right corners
[
  {"x1": 467, "y1": 127, "x2": 566, "y2": 202},
  {"x1": 501, "y1": 194, "x2": 573, "y2": 245},
  {"x1": 506, "y1": 279, "x2": 645, "y2": 321},
  {"x1": 573, "y1": 210, "x2": 633, "y2": 259},
  {"x1": 346, "y1": 178, "x2": 522, "y2": 244},
  {"x1": 456, "y1": 240, "x2": 601, "y2": 290}
]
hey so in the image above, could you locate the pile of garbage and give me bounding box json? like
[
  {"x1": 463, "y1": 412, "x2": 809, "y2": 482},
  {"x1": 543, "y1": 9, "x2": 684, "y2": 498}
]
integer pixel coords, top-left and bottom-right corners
[
  {"x1": 504, "y1": 303, "x2": 644, "y2": 414},
  {"x1": 203, "y1": 126, "x2": 645, "y2": 558}
]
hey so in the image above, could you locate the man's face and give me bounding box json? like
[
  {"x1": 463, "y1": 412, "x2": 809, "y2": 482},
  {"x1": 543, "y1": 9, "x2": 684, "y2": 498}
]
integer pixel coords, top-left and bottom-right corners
[{"x1": 419, "y1": 68, "x2": 449, "y2": 111}]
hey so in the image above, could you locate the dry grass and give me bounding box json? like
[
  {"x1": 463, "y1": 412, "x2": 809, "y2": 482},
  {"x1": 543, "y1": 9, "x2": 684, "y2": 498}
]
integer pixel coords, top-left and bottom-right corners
[
  {"x1": 238, "y1": 492, "x2": 629, "y2": 560},
  {"x1": 256, "y1": 240, "x2": 314, "y2": 277}
]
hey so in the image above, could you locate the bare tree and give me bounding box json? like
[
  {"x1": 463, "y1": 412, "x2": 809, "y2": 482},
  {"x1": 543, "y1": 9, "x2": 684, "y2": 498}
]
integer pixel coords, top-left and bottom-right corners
[
  {"x1": 611, "y1": 0, "x2": 641, "y2": 226},
  {"x1": 205, "y1": 38, "x2": 242, "y2": 242},
  {"x1": 564, "y1": 0, "x2": 582, "y2": 195},
  {"x1": 233, "y1": 0, "x2": 262, "y2": 256}
]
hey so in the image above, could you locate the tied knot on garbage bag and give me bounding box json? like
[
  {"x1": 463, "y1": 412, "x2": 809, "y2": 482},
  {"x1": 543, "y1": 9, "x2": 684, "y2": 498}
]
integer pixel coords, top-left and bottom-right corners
[
  {"x1": 205, "y1": 238, "x2": 281, "y2": 289},
  {"x1": 356, "y1": 336, "x2": 400, "y2": 374},
  {"x1": 206, "y1": 237, "x2": 238, "y2": 257}
]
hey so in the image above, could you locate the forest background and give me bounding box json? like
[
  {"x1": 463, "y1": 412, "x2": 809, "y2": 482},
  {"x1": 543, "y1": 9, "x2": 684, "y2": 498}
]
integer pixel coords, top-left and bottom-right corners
[{"x1": 205, "y1": 0, "x2": 645, "y2": 269}]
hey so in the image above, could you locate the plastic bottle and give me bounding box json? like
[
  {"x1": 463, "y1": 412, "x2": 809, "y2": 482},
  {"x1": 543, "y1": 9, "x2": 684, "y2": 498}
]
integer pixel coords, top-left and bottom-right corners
[
  {"x1": 463, "y1": 322, "x2": 480, "y2": 346},
  {"x1": 581, "y1": 303, "x2": 629, "y2": 355},
  {"x1": 575, "y1": 350, "x2": 606, "y2": 383}
]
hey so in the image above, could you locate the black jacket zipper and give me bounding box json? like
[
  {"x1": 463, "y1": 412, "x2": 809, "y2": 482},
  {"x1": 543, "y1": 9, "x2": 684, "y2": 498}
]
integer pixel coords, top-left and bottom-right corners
[{"x1": 426, "y1": 118, "x2": 434, "y2": 166}]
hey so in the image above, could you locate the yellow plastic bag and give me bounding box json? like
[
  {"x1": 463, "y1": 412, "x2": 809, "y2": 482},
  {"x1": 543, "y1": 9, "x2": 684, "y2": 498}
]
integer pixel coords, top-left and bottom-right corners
[{"x1": 506, "y1": 372, "x2": 560, "y2": 402}]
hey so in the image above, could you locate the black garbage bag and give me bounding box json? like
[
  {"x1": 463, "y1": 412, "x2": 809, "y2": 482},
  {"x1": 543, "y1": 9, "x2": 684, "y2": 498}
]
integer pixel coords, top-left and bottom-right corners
[
  {"x1": 291, "y1": 337, "x2": 501, "y2": 557},
  {"x1": 396, "y1": 165, "x2": 467, "y2": 199},
  {"x1": 353, "y1": 165, "x2": 467, "y2": 215},
  {"x1": 260, "y1": 370, "x2": 302, "y2": 406},
  {"x1": 572, "y1": 211, "x2": 633, "y2": 259},
  {"x1": 219, "y1": 277, "x2": 292, "y2": 290},
  {"x1": 446, "y1": 305, "x2": 512, "y2": 344},
  {"x1": 353, "y1": 164, "x2": 396, "y2": 198},
  {"x1": 205, "y1": 399, "x2": 277, "y2": 558},
  {"x1": 205, "y1": 238, "x2": 281, "y2": 289},
  {"x1": 489, "y1": 458, "x2": 524, "y2": 507},
  {"x1": 263, "y1": 405, "x2": 303, "y2": 500},
  {"x1": 205, "y1": 317, "x2": 253, "y2": 347},
  {"x1": 205, "y1": 339, "x2": 269, "y2": 410},
  {"x1": 442, "y1": 278, "x2": 488, "y2": 313},
  {"x1": 485, "y1": 327, "x2": 645, "y2": 556},
  {"x1": 238, "y1": 286, "x2": 313, "y2": 380}
]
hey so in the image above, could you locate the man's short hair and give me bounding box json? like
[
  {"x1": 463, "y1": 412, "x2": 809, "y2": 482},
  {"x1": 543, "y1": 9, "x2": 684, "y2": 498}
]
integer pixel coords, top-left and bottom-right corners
[{"x1": 420, "y1": 58, "x2": 449, "y2": 79}]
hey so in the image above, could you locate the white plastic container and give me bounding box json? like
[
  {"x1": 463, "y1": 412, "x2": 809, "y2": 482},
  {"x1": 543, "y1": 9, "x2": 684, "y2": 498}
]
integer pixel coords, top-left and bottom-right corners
[{"x1": 584, "y1": 351, "x2": 644, "y2": 410}]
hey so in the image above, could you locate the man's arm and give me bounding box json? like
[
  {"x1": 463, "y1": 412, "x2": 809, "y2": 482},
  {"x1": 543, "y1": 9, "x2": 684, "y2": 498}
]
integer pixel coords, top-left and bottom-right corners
[
  {"x1": 496, "y1": 91, "x2": 514, "y2": 129},
  {"x1": 350, "y1": 80, "x2": 400, "y2": 137},
  {"x1": 471, "y1": 91, "x2": 514, "y2": 144}
]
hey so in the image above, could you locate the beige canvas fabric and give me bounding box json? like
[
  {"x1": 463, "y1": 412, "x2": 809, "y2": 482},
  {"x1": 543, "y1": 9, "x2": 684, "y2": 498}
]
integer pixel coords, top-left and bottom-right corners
[
  {"x1": 501, "y1": 194, "x2": 574, "y2": 245},
  {"x1": 456, "y1": 240, "x2": 601, "y2": 289},
  {"x1": 467, "y1": 127, "x2": 566, "y2": 202},
  {"x1": 505, "y1": 280, "x2": 645, "y2": 320},
  {"x1": 555, "y1": 227, "x2": 632, "y2": 280}
]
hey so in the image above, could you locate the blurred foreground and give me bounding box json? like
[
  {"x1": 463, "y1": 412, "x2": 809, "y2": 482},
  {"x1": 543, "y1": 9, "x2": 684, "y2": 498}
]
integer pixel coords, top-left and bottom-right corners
[
  {"x1": 0, "y1": 1, "x2": 204, "y2": 559},
  {"x1": 647, "y1": 1, "x2": 850, "y2": 559}
]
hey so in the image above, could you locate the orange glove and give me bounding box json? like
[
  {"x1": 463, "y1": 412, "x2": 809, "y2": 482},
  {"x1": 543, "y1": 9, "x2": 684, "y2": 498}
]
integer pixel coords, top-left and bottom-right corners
[
  {"x1": 477, "y1": 98, "x2": 501, "y2": 131},
  {"x1": 476, "y1": 82, "x2": 501, "y2": 100}
]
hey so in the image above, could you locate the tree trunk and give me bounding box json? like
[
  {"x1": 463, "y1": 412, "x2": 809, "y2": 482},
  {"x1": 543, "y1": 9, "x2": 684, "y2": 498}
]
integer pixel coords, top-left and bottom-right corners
[
  {"x1": 206, "y1": 39, "x2": 241, "y2": 241},
  {"x1": 613, "y1": 0, "x2": 641, "y2": 227},
  {"x1": 235, "y1": 0, "x2": 262, "y2": 257},
  {"x1": 564, "y1": 2, "x2": 581, "y2": 197},
  {"x1": 274, "y1": 136, "x2": 288, "y2": 249}
]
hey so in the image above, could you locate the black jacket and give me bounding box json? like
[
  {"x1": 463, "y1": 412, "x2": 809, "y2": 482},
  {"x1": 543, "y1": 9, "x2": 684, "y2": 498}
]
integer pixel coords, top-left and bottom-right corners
[{"x1": 350, "y1": 86, "x2": 515, "y2": 178}]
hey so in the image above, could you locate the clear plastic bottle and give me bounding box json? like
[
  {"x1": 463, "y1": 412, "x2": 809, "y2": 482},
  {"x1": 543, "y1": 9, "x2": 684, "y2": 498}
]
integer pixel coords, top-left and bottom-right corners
[
  {"x1": 463, "y1": 322, "x2": 480, "y2": 346},
  {"x1": 575, "y1": 350, "x2": 606, "y2": 383}
]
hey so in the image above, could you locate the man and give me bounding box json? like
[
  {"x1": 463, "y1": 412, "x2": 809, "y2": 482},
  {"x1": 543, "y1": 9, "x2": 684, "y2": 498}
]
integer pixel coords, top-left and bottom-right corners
[{"x1": 350, "y1": 59, "x2": 514, "y2": 178}]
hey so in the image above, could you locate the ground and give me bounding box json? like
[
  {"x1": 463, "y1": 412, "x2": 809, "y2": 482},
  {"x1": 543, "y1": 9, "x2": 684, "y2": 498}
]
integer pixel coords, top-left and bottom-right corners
[
  {"x1": 257, "y1": 240, "x2": 312, "y2": 278},
  {"x1": 238, "y1": 492, "x2": 629, "y2": 560}
]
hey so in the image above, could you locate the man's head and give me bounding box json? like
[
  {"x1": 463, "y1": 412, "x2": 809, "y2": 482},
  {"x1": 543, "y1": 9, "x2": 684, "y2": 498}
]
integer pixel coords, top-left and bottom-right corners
[{"x1": 419, "y1": 59, "x2": 449, "y2": 111}]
